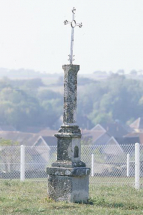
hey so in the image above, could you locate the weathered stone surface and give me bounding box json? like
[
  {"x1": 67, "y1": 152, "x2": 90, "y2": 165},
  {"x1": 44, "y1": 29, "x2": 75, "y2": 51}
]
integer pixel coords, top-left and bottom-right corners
[
  {"x1": 55, "y1": 125, "x2": 81, "y2": 138},
  {"x1": 48, "y1": 174, "x2": 89, "y2": 203},
  {"x1": 54, "y1": 124, "x2": 83, "y2": 166},
  {"x1": 47, "y1": 167, "x2": 90, "y2": 176},
  {"x1": 51, "y1": 160, "x2": 86, "y2": 168},
  {"x1": 46, "y1": 64, "x2": 90, "y2": 203},
  {"x1": 62, "y1": 65, "x2": 79, "y2": 125}
]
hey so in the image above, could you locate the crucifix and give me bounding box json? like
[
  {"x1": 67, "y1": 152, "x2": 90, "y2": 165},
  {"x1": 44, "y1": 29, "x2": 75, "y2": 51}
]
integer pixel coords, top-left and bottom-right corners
[{"x1": 64, "y1": 7, "x2": 82, "y2": 64}]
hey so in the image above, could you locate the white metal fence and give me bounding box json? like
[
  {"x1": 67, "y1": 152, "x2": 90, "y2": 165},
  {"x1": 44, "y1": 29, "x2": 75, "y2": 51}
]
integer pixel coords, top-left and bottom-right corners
[{"x1": 0, "y1": 143, "x2": 143, "y2": 189}]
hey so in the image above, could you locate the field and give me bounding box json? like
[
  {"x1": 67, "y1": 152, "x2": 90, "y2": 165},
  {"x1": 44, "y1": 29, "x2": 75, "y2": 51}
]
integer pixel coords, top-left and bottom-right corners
[{"x1": 0, "y1": 180, "x2": 143, "y2": 215}]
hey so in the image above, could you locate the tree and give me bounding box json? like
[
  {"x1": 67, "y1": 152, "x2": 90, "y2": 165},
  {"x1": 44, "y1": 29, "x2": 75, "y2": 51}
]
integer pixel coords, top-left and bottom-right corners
[
  {"x1": 1, "y1": 74, "x2": 143, "y2": 130},
  {"x1": 130, "y1": 70, "x2": 137, "y2": 75},
  {"x1": 37, "y1": 89, "x2": 62, "y2": 101},
  {"x1": 80, "y1": 74, "x2": 143, "y2": 126},
  {"x1": 117, "y1": 69, "x2": 125, "y2": 75},
  {"x1": 23, "y1": 78, "x2": 44, "y2": 89}
]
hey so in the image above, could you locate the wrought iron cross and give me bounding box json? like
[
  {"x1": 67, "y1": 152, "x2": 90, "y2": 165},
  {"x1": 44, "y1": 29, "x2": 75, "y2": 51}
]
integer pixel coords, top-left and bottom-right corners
[{"x1": 64, "y1": 7, "x2": 82, "y2": 64}]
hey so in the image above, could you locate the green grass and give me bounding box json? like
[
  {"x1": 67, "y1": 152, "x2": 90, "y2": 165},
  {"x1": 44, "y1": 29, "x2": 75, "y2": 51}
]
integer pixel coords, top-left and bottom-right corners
[
  {"x1": 0, "y1": 180, "x2": 143, "y2": 215},
  {"x1": 90, "y1": 176, "x2": 143, "y2": 185}
]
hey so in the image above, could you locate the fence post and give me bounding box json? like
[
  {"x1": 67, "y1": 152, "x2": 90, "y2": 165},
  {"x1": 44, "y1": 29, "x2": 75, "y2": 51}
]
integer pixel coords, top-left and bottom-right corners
[
  {"x1": 20, "y1": 145, "x2": 25, "y2": 181},
  {"x1": 91, "y1": 153, "x2": 94, "y2": 177},
  {"x1": 135, "y1": 143, "x2": 140, "y2": 190},
  {"x1": 127, "y1": 153, "x2": 130, "y2": 177}
]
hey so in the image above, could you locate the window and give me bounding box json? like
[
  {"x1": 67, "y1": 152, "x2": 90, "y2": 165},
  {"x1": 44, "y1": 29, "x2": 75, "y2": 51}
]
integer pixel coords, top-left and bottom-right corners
[{"x1": 74, "y1": 146, "x2": 79, "y2": 158}]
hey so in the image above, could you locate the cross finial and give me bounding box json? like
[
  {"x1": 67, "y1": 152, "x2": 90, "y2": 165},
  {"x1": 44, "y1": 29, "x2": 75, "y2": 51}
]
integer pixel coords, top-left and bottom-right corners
[{"x1": 64, "y1": 7, "x2": 82, "y2": 64}]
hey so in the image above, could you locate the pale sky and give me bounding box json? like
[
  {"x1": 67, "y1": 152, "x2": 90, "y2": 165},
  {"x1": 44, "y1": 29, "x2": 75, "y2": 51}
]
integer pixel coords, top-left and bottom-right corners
[{"x1": 0, "y1": 0, "x2": 143, "y2": 74}]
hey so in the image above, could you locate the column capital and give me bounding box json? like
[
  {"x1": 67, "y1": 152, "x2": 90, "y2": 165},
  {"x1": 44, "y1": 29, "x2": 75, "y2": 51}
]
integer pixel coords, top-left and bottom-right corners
[{"x1": 62, "y1": 64, "x2": 80, "y2": 73}]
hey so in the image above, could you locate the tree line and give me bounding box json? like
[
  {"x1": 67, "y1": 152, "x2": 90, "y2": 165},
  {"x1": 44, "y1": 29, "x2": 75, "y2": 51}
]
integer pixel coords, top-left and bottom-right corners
[
  {"x1": 0, "y1": 74, "x2": 143, "y2": 130},
  {"x1": 78, "y1": 74, "x2": 143, "y2": 127}
]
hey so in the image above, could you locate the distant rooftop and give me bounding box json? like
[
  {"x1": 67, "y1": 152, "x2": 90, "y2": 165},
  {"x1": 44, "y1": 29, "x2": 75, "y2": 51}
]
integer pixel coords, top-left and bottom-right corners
[{"x1": 130, "y1": 117, "x2": 143, "y2": 130}]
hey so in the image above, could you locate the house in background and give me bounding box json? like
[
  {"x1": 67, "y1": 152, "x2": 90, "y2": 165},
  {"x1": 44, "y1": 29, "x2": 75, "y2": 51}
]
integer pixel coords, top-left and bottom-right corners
[
  {"x1": 85, "y1": 128, "x2": 126, "y2": 177},
  {"x1": 82, "y1": 123, "x2": 132, "y2": 161},
  {"x1": 101, "y1": 121, "x2": 131, "y2": 139},
  {"x1": 130, "y1": 117, "x2": 143, "y2": 132},
  {"x1": 0, "y1": 119, "x2": 141, "y2": 175},
  {"x1": 123, "y1": 132, "x2": 143, "y2": 144},
  {"x1": 82, "y1": 124, "x2": 123, "y2": 159},
  {"x1": 90, "y1": 124, "x2": 106, "y2": 132},
  {"x1": 0, "y1": 131, "x2": 57, "y2": 172},
  {"x1": 19, "y1": 126, "x2": 48, "y2": 133},
  {"x1": 116, "y1": 135, "x2": 140, "y2": 154},
  {"x1": 103, "y1": 137, "x2": 124, "y2": 162},
  {"x1": 82, "y1": 124, "x2": 118, "y2": 147},
  {"x1": 32, "y1": 135, "x2": 57, "y2": 169},
  {"x1": 82, "y1": 124, "x2": 107, "y2": 146}
]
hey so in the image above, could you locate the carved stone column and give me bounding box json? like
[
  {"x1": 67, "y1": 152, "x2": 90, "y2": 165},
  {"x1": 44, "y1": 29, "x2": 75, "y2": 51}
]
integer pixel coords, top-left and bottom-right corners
[
  {"x1": 46, "y1": 65, "x2": 90, "y2": 203},
  {"x1": 63, "y1": 64, "x2": 78, "y2": 125}
]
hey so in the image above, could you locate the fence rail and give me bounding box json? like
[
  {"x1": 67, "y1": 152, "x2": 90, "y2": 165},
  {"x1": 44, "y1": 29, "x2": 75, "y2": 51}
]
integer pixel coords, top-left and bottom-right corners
[{"x1": 0, "y1": 143, "x2": 143, "y2": 189}]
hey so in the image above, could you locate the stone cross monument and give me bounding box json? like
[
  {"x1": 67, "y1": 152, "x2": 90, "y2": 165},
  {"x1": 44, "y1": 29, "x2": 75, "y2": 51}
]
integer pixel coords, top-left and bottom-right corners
[{"x1": 46, "y1": 8, "x2": 90, "y2": 203}]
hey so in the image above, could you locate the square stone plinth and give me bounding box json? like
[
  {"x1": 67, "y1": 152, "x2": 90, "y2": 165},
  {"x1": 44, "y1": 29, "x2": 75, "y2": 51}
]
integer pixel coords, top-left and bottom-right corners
[{"x1": 47, "y1": 167, "x2": 90, "y2": 203}]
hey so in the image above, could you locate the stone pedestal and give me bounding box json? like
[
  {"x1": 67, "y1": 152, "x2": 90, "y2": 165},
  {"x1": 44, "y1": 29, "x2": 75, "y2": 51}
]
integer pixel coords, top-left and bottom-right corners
[
  {"x1": 47, "y1": 167, "x2": 90, "y2": 202},
  {"x1": 46, "y1": 65, "x2": 90, "y2": 203}
]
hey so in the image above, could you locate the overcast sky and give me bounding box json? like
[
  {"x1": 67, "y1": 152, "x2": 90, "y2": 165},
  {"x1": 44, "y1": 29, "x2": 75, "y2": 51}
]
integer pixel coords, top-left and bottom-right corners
[{"x1": 0, "y1": 0, "x2": 143, "y2": 74}]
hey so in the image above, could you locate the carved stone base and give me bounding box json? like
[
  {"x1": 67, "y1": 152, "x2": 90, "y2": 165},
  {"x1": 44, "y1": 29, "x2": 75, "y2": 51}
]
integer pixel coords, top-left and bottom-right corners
[
  {"x1": 51, "y1": 160, "x2": 86, "y2": 168},
  {"x1": 47, "y1": 167, "x2": 90, "y2": 203}
]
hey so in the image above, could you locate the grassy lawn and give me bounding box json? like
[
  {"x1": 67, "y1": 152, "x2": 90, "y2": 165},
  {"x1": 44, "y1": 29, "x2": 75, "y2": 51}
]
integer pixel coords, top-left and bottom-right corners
[
  {"x1": 90, "y1": 176, "x2": 143, "y2": 185},
  {"x1": 0, "y1": 180, "x2": 143, "y2": 215}
]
